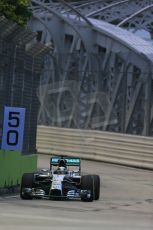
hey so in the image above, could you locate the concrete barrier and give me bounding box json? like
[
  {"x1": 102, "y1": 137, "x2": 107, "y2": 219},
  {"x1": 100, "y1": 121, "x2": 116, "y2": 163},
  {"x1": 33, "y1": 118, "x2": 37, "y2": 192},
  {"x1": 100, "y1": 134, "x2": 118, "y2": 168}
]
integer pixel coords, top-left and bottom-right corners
[{"x1": 36, "y1": 126, "x2": 153, "y2": 170}]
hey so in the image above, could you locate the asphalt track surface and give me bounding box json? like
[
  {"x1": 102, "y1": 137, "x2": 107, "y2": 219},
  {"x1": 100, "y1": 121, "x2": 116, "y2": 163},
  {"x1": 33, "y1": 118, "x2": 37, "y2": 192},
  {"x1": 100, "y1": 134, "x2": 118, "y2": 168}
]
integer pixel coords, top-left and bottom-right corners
[{"x1": 0, "y1": 154, "x2": 153, "y2": 230}]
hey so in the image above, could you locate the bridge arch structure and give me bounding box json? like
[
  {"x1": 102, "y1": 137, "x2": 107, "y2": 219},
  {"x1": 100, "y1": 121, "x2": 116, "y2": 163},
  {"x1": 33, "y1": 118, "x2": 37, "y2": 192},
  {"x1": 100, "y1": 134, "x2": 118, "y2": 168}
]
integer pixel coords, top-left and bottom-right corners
[{"x1": 29, "y1": 0, "x2": 153, "y2": 136}]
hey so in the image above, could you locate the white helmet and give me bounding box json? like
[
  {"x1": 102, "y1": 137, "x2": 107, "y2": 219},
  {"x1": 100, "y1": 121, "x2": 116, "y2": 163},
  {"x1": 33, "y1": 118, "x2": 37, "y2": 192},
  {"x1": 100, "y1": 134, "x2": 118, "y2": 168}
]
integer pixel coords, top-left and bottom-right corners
[{"x1": 57, "y1": 166, "x2": 68, "y2": 174}]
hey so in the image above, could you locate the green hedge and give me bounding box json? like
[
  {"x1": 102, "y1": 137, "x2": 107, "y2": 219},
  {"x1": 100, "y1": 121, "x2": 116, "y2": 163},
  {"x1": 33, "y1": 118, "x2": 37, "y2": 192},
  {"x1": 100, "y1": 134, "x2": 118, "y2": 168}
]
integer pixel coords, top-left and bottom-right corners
[{"x1": 0, "y1": 150, "x2": 37, "y2": 188}]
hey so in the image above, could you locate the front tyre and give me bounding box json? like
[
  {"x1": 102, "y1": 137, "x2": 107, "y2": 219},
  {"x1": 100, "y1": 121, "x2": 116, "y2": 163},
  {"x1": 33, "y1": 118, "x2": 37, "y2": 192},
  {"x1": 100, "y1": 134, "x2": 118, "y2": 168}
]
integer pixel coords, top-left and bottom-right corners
[
  {"x1": 81, "y1": 175, "x2": 94, "y2": 202},
  {"x1": 20, "y1": 173, "x2": 34, "y2": 200}
]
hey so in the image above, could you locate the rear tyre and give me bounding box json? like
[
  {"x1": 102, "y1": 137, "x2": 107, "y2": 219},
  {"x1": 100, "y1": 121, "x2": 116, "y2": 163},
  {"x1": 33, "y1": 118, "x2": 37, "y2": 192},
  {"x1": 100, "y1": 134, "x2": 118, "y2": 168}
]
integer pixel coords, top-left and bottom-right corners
[
  {"x1": 81, "y1": 175, "x2": 94, "y2": 202},
  {"x1": 20, "y1": 173, "x2": 34, "y2": 200},
  {"x1": 92, "y1": 175, "x2": 100, "y2": 200}
]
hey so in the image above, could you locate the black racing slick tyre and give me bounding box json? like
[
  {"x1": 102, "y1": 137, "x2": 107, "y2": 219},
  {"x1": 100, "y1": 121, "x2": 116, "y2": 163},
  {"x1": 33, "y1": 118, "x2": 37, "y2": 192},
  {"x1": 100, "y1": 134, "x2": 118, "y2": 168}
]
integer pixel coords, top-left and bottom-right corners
[
  {"x1": 92, "y1": 175, "x2": 100, "y2": 200},
  {"x1": 20, "y1": 173, "x2": 34, "y2": 200},
  {"x1": 81, "y1": 175, "x2": 94, "y2": 202}
]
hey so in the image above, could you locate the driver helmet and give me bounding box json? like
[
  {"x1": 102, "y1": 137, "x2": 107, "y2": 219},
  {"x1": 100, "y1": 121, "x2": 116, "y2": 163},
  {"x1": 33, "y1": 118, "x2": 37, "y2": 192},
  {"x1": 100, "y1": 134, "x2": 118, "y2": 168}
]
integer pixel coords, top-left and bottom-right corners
[{"x1": 57, "y1": 166, "x2": 68, "y2": 175}]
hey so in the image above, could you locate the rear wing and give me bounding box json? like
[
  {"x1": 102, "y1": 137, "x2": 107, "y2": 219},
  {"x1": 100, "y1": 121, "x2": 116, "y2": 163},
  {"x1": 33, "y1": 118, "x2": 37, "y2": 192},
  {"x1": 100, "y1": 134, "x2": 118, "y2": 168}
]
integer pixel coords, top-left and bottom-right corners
[{"x1": 50, "y1": 156, "x2": 81, "y2": 171}]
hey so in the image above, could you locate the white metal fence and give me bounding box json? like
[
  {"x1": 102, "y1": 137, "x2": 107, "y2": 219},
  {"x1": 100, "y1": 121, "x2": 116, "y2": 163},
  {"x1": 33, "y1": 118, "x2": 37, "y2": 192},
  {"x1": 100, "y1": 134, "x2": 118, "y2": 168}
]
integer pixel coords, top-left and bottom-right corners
[{"x1": 36, "y1": 125, "x2": 153, "y2": 170}]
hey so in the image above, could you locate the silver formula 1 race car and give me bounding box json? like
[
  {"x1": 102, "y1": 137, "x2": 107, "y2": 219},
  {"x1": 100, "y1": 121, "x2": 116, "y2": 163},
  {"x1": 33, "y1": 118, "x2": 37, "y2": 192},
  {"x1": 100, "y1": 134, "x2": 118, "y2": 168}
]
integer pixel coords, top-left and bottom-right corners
[{"x1": 20, "y1": 156, "x2": 100, "y2": 202}]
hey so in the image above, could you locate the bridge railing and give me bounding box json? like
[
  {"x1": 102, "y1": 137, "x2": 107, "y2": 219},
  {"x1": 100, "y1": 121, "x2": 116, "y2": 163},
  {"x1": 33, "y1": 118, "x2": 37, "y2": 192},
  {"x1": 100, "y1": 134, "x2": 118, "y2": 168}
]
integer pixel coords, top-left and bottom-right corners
[{"x1": 36, "y1": 125, "x2": 153, "y2": 170}]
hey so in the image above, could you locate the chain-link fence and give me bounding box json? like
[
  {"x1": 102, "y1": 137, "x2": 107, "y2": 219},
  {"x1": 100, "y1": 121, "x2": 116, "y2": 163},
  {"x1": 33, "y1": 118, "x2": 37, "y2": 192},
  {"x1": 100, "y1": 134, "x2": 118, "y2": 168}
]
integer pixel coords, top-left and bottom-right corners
[{"x1": 0, "y1": 17, "x2": 49, "y2": 154}]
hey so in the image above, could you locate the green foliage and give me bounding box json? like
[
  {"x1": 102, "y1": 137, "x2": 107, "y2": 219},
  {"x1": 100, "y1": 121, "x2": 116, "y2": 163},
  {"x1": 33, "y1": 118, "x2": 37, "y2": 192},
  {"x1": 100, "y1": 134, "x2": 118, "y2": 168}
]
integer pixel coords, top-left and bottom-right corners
[{"x1": 0, "y1": 0, "x2": 32, "y2": 26}]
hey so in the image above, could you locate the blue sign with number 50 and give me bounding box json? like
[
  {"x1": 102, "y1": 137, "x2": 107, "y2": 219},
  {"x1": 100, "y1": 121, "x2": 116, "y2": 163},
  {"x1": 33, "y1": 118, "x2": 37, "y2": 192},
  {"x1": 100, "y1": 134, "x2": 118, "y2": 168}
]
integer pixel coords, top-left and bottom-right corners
[{"x1": 1, "y1": 106, "x2": 26, "y2": 151}]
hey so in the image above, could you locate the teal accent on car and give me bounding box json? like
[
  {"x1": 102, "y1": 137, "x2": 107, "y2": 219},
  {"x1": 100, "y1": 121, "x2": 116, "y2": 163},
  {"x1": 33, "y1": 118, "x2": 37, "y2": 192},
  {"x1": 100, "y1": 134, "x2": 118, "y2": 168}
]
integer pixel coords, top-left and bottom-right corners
[{"x1": 51, "y1": 156, "x2": 81, "y2": 166}]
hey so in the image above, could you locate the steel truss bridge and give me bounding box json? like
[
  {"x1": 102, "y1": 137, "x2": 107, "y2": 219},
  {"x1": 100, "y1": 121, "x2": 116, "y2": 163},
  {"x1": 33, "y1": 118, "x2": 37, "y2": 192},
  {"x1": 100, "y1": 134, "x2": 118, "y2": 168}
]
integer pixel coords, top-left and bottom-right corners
[{"x1": 29, "y1": 0, "x2": 153, "y2": 136}]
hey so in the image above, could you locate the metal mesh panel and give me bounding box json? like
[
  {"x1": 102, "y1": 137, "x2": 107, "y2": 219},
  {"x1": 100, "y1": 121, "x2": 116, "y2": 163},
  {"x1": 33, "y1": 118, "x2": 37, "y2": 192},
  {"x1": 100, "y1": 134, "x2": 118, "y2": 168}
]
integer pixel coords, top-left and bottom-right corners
[{"x1": 0, "y1": 17, "x2": 48, "y2": 154}]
